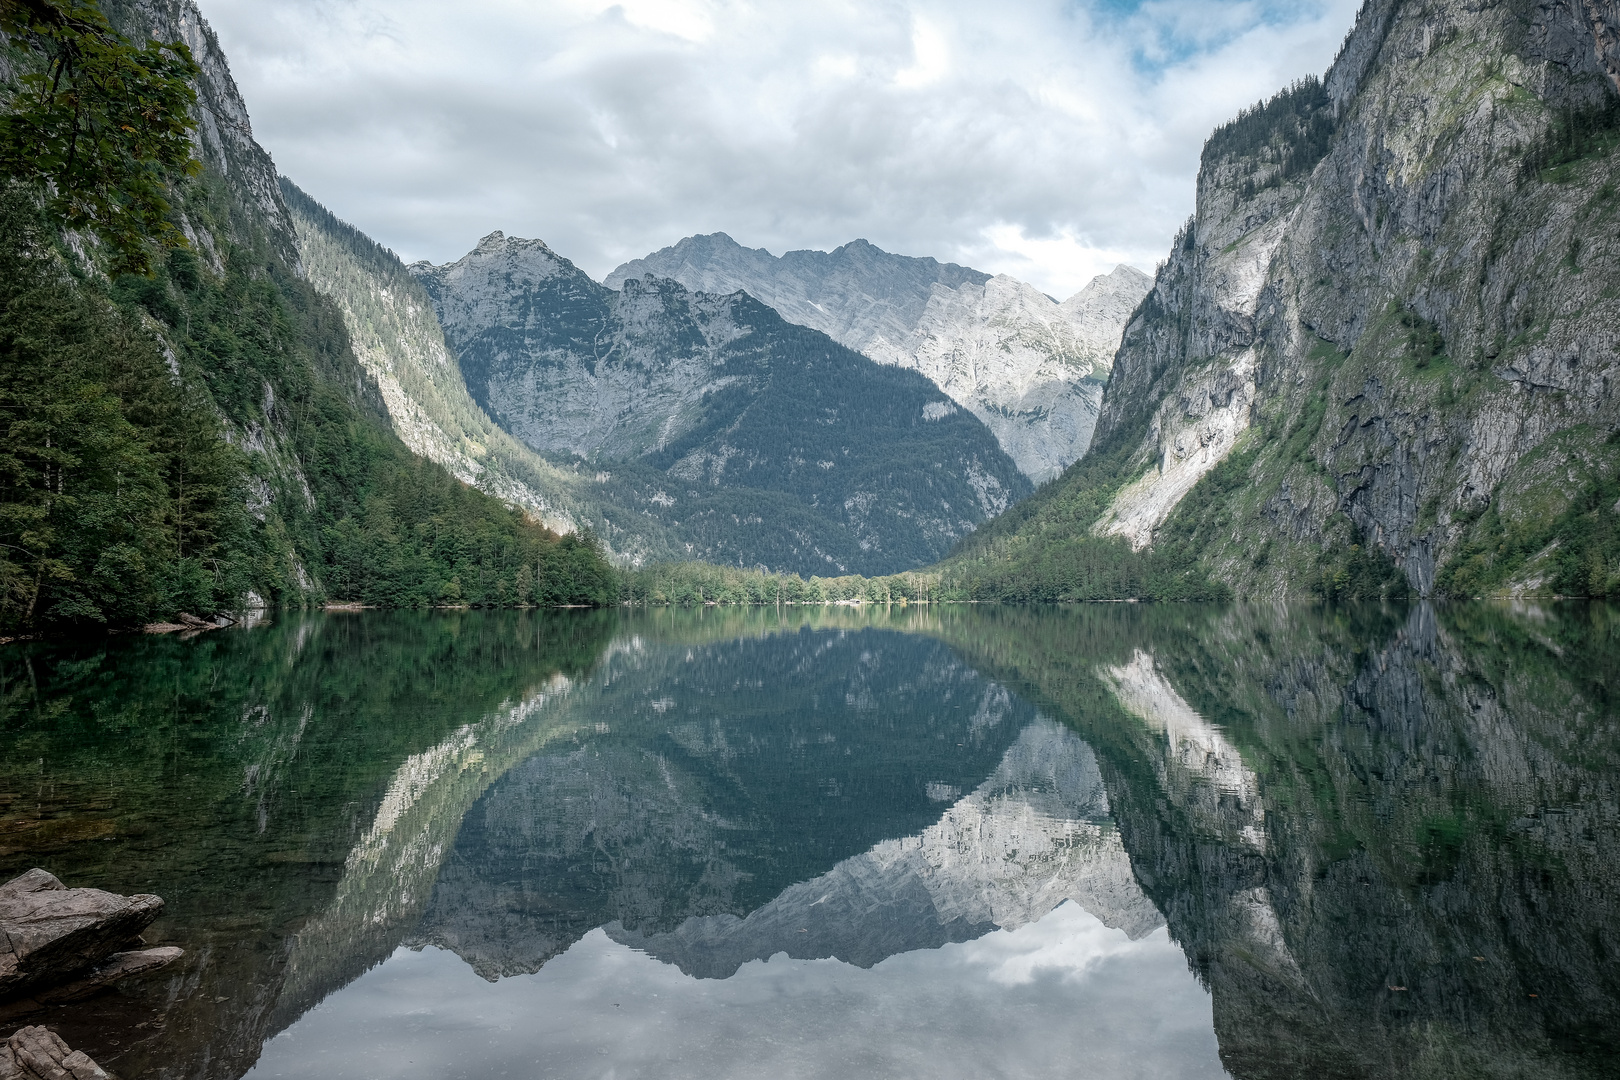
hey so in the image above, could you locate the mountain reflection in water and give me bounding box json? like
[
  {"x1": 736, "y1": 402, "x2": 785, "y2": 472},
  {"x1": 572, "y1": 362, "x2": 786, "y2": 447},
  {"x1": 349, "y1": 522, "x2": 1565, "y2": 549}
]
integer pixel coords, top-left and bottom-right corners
[{"x1": 0, "y1": 603, "x2": 1617, "y2": 1080}]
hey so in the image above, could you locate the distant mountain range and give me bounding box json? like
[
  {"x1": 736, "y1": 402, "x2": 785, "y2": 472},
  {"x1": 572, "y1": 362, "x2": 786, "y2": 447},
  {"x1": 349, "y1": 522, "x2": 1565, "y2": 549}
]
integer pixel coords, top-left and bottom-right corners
[
  {"x1": 278, "y1": 161, "x2": 1150, "y2": 578},
  {"x1": 403, "y1": 232, "x2": 1030, "y2": 575},
  {"x1": 609, "y1": 234, "x2": 1150, "y2": 483}
]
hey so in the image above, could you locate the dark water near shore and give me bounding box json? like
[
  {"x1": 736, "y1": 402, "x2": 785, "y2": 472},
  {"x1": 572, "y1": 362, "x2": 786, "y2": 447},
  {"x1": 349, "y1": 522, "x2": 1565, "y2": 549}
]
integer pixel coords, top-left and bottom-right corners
[{"x1": 1, "y1": 603, "x2": 1617, "y2": 1079}]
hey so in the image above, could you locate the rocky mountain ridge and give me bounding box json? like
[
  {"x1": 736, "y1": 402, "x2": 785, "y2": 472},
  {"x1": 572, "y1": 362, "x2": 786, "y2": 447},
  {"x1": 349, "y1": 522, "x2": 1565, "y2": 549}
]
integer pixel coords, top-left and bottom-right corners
[
  {"x1": 279, "y1": 181, "x2": 593, "y2": 538},
  {"x1": 608, "y1": 233, "x2": 1150, "y2": 482},
  {"x1": 409, "y1": 232, "x2": 1031, "y2": 575},
  {"x1": 967, "y1": 0, "x2": 1620, "y2": 597}
]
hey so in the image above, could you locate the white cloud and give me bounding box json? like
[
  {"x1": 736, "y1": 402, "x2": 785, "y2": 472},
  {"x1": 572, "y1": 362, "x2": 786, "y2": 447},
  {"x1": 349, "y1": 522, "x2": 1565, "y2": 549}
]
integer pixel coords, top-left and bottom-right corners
[
  {"x1": 197, "y1": 0, "x2": 1361, "y2": 297},
  {"x1": 895, "y1": 18, "x2": 950, "y2": 88}
]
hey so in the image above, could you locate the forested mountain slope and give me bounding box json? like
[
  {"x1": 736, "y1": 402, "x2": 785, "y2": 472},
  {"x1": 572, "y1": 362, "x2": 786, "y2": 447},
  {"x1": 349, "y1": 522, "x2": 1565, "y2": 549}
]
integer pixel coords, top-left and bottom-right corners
[
  {"x1": 953, "y1": 0, "x2": 1620, "y2": 599},
  {"x1": 410, "y1": 233, "x2": 1031, "y2": 576},
  {"x1": 608, "y1": 233, "x2": 1150, "y2": 482},
  {"x1": 280, "y1": 179, "x2": 582, "y2": 535},
  {"x1": 0, "y1": 0, "x2": 615, "y2": 631},
  {"x1": 279, "y1": 179, "x2": 695, "y2": 568}
]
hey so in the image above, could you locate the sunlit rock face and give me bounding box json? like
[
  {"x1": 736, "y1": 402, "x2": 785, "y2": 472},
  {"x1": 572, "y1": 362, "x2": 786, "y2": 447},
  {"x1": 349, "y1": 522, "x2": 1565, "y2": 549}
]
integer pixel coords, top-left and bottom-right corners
[
  {"x1": 609, "y1": 719, "x2": 1164, "y2": 979},
  {"x1": 409, "y1": 233, "x2": 1031, "y2": 575},
  {"x1": 607, "y1": 234, "x2": 1150, "y2": 483},
  {"x1": 1070, "y1": 0, "x2": 1620, "y2": 593},
  {"x1": 281, "y1": 183, "x2": 595, "y2": 539}
]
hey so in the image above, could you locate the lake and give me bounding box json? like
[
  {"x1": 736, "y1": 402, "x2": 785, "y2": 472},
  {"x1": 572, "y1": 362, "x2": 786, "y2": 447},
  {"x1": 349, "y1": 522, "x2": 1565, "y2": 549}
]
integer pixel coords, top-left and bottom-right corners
[{"x1": 1, "y1": 603, "x2": 1616, "y2": 1079}]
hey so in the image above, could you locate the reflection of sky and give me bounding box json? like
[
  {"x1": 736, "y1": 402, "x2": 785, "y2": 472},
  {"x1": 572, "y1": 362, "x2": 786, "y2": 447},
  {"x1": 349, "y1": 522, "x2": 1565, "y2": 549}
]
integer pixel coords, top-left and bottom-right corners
[{"x1": 246, "y1": 901, "x2": 1227, "y2": 1080}]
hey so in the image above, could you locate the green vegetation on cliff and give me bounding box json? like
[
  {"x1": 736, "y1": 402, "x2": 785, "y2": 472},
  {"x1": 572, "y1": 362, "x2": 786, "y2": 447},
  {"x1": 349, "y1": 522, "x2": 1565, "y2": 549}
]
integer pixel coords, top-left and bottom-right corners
[
  {"x1": 937, "y1": 0, "x2": 1620, "y2": 601},
  {"x1": 0, "y1": 1, "x2": 616, "y2": 631},
  {"x1": 0, "y1": 0, "x2": 200, "y2": 273}
]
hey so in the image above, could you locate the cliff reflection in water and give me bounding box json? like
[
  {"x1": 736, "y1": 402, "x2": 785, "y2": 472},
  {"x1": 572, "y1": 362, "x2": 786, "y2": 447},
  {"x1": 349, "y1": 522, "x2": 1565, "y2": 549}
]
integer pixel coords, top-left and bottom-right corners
[{"x1": 0, "y1": 602, "x2": 1616, "y2": 1079}]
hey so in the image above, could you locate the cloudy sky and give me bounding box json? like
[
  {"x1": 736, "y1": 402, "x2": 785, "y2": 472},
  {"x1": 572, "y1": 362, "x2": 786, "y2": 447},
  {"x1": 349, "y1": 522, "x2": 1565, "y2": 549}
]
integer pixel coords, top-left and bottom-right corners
[{"x1": 199, "y1": 0, "x2": 1362, "y2": 298}]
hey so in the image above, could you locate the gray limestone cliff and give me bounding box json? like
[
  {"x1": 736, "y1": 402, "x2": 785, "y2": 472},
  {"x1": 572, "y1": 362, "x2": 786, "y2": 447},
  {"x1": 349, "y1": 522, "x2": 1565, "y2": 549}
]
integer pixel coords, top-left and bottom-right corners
[
  {"x1": 607, "y1": 234, "x2": 1150, "y2": 483},
  {"x1": 989, "y1": 0, "x2": 1620, "y2": 597},
  {"x1": 409, "y1": 233, "x2": 1032, "y2": 575}
]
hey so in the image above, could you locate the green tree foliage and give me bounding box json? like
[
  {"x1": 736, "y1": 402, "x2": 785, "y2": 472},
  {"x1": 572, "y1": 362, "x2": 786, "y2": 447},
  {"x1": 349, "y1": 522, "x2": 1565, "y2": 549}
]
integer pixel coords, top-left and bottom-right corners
[
  {"x1": 0, "y1": 8, "x2": 619, "y2": 630},
  {"x1": 1309, "y1": 528, "x2": 1410, "y2": 601},
  {"x1": 0, "y1": 186, "x2": 249, "y2": 628},
  {"x1": 1202, "y1": 76, "x2": 1335, "y2": 200},
  {"x1": 621, "y1": 561, "x2": 944, "y2": 606},
  {"x1": 0, "y1": 0, "x2": 200, "y2": 274},
  {"x1": 0, "y1": 179, "x2": 616, "y2": 633},
  {"x1": 102, "y1": 177, "x2": 619, "y2": 616}
]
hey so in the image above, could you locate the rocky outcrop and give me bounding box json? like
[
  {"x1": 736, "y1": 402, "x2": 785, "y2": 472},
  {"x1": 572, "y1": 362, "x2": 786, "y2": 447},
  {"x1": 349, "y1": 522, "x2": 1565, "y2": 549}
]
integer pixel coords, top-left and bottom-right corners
[
  {"x1": 280, "y1": 180, "x2": 597, "y2": 540},
  {"x1": 410, "y1": 233, "x2": 1031, "y2": 575},
  {"x1": 0, "y1": 1026, "x2": 109, "y2": 1080},
  {"x1": 0, "y1": 871, "x2": 176, "y2": 1001},
  {"x1": 1004, "y1": 0, "x2": 1620, "y2": 596},
  {"x1": 607, "y1": 233, "x2": 1150, "y2": 482}
]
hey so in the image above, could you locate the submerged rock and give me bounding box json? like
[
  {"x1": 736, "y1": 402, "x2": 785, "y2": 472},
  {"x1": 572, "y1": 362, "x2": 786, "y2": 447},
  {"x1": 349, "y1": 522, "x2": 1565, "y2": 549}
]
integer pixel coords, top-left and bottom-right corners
[
  {"x1": 0, "y1": 1026, "x2": 109, "y2": 1080},
  {"x1": 0, "y1": 871, "x2": 174, "y2": 1000}
]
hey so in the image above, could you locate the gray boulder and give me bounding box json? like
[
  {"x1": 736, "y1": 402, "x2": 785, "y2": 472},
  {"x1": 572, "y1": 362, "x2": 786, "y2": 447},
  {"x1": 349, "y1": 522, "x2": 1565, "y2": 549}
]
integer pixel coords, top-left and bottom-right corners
[
  {"x1": 0, "y1": 871, "x2": 169, "y2": 999},
  {"x1": 0, "y1": 1026, "x2": 108, "y2": 1080}
]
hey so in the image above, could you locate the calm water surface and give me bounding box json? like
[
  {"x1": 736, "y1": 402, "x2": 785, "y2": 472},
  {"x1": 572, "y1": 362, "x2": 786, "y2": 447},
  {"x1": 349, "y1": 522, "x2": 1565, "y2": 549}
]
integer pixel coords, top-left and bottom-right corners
[{"x1": 0, "y1": 604, "x2": 1616, "y2": 1079}]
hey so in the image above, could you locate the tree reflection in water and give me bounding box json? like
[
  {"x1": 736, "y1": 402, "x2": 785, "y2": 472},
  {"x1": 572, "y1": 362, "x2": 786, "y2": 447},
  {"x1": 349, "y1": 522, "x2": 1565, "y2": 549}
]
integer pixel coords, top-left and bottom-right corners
[{"x1": 0, "y1": 602, "x2": 1615, "y2": 1079}]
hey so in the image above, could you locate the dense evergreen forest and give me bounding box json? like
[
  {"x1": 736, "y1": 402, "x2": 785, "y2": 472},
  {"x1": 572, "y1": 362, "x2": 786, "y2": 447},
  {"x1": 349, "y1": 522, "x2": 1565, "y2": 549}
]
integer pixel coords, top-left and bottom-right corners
[
  {"x1": 1201, "y1": 76, "x2": 1336, "y2": 199},
  {"x1": 0, "y1": 0, "x2": 616, "y2": 634}
]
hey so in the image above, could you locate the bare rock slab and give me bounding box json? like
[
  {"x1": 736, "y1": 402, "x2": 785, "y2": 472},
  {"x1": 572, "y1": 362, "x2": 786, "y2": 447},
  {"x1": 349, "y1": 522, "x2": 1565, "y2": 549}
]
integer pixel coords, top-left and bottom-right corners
[
  {"x1": 0, "y1": 872, "x2": 164, "y2": 998},
  {"x1": 0, "y1": 1026, "x2": 109, "y2": 1080}
]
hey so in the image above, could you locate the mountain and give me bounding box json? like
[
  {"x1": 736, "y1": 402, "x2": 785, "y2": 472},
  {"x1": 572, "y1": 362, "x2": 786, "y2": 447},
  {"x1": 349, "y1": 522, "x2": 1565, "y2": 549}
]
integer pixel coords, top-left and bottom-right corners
[
  {"x1": 278, "y1": 179, "x2": 583, "y2": 537},
  {"x1": 0, "y1": 0, "x2": 616, "y2": 631},
  {"x1": 607, "y1": 234, "x2": 1151, "y2": 482},
  {"x1": 276, "y1": 180, "x2": 698, "y2": 568},
  {"x1": 951, "y1": 0, "x2": 1620, "y2": 599},
  {"x1": 409, "y1": 233, "x2": 1031, "y2": 576}
]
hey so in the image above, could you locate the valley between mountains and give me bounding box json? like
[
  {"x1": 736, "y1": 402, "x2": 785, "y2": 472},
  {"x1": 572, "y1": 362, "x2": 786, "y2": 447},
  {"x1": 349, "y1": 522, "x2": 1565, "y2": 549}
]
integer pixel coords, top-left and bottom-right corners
[
  {"x1": 284, "y1": 184, "x2": 1148, "y2": 578},
  {"x1": 3, "y1": 0, "x2": 1619, "y2": 632},
  {"x1": 280, "y1": 0, "x2": 1620, "y2": 602}
]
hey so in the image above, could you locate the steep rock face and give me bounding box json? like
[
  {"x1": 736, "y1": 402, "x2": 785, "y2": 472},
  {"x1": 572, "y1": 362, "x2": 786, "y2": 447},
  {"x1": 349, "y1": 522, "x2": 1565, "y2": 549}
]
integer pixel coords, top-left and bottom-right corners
[
  {"x1": 412, "y1": 234, "x2": 1031, "y2": 575},
  {"x1": 606, "y1": 234, "x2": 991, "y2": 349},
  {"x1": 607, "y1": 233, "x2": 1150, "y2": 482},
  {"x1": 871, "y1": 269, "x2": 1152, "y2": 484},
  {"x1": 281, "y1": 182, "x2": 586, "y2": 536},
  {"x1": 1024, "y1": 0, "x2": 1620, "y2": 595}
]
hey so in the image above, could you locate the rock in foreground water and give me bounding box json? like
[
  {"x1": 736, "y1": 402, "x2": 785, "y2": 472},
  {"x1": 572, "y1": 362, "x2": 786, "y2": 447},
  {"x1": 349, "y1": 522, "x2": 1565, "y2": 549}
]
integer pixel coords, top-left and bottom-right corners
[
  {"x1": 0, "y1": 871, "x2": 170, "y2": 999},
  {"x1": 0, "y1": 1026, "x2": 108, "y2": 1080}
]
